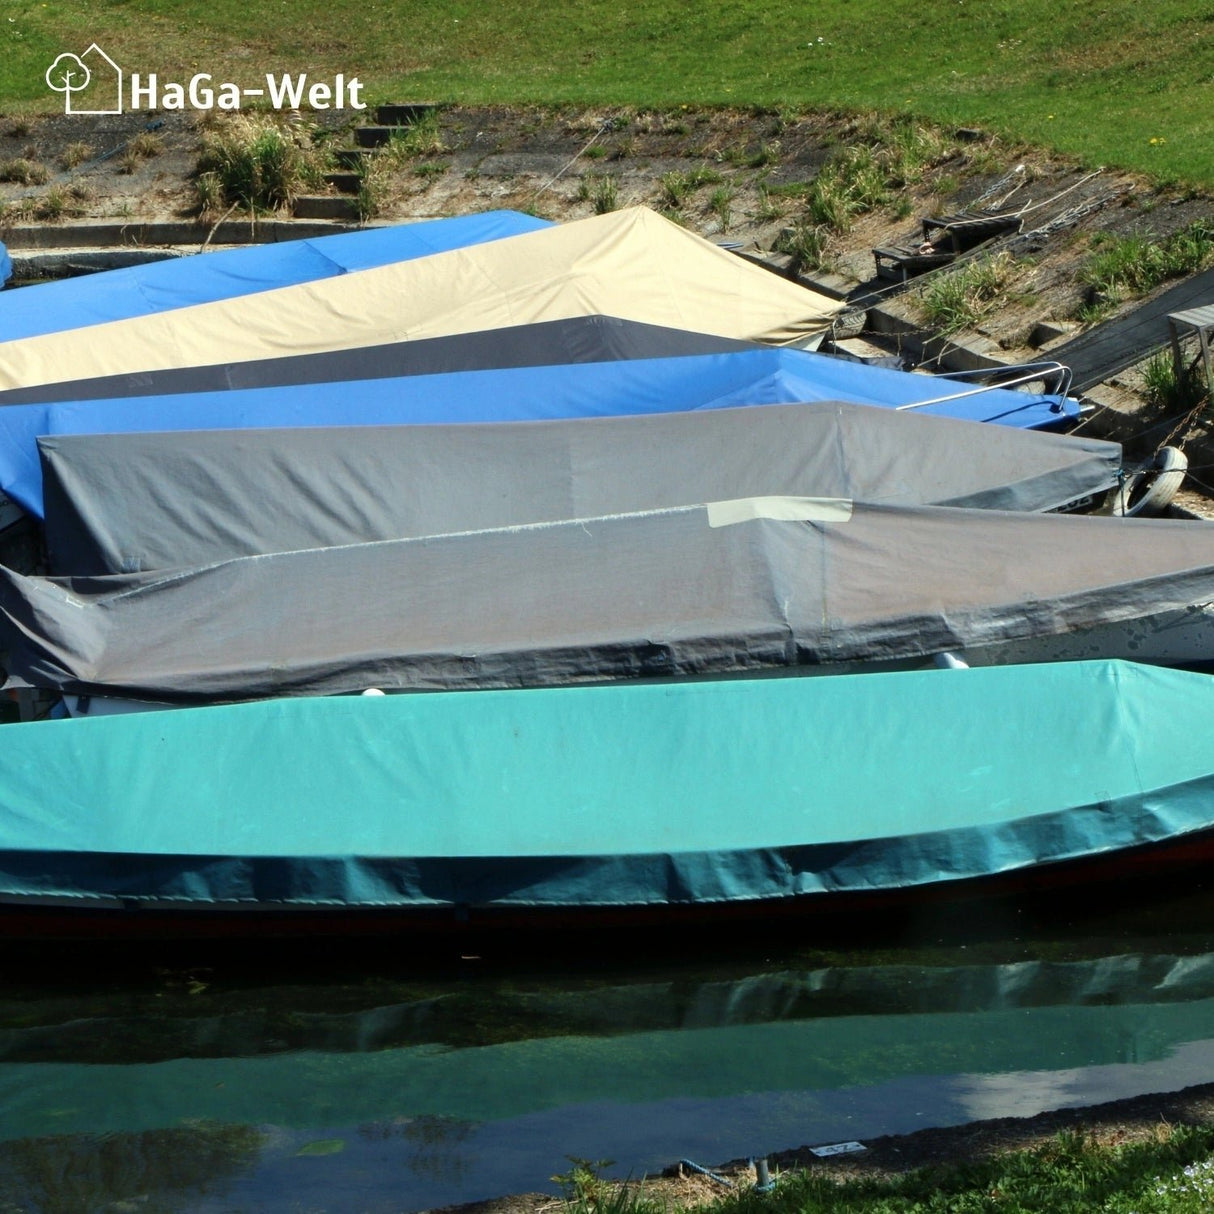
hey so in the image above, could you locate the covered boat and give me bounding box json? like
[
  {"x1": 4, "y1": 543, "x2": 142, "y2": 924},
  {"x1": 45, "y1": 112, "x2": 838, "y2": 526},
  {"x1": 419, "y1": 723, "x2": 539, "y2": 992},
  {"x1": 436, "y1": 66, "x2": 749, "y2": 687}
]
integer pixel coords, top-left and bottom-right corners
[
  {"x1": 36, "y1": 404, "x2": 1121, "y2": 572},
  {"x1": 0, "y1": 211, "x2": 550, "y2": 341},
  {"x1": 0, "y1": 352, "x2": 1077, "y2": 516},
  {"x1": 0, "y1": 660, "x2": 1211, "y2": 935},
  {"x1": 0, "y1": 208, "x2": 842, "y2": 392},
  {"x1": 7, "y1": 499, "x2": 1214, "y2": 702}
]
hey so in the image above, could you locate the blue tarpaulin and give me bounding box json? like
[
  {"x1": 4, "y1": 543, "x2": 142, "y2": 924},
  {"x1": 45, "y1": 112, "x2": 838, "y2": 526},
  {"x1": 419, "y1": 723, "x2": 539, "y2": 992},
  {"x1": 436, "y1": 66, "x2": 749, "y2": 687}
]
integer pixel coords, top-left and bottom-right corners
[
  {"x1": 0, "y1": 212, "x2": 550, "y2": 341},
  {"x1": 0, "y1": 242, "x2": 10, "y2": 288},
  {"x1": 3, "y1": 349, "x2": 1075, "y2": 517}
]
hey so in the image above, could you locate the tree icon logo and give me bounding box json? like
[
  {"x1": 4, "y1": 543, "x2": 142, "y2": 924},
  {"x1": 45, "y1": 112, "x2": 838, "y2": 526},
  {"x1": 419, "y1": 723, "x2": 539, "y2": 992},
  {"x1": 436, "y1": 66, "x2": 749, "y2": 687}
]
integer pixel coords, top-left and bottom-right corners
[{"x1": 45, "y1": 45, "x2": 122, "y2": 114}]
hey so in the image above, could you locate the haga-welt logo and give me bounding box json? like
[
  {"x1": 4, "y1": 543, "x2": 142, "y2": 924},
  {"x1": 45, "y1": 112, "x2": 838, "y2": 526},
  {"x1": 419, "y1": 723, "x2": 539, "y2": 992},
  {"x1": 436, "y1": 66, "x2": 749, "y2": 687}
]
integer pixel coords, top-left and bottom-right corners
[{"x1": 46, "y1": 45, "x2": 366, "y2": 114}]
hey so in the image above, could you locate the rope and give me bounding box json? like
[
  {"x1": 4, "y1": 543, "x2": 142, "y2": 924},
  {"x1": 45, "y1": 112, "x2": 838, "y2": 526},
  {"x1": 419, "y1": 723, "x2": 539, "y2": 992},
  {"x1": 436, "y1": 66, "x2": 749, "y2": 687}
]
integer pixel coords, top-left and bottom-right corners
[
  {"x1": 1014, "y1": 168, "x2": 1106, "y2": 218},
  {"x1": 967, "y1": 164, "x2": 1027, "y2": 211},
  {"x1": 1011, "y1": 186, "x2": 1126, "y2": 246},
  {"x1": 678, "y1": 1159, "x2": 735, "y2": 1188},
  {"x1": 526, "y1": 116, "x2": 617, "y2": 204}
]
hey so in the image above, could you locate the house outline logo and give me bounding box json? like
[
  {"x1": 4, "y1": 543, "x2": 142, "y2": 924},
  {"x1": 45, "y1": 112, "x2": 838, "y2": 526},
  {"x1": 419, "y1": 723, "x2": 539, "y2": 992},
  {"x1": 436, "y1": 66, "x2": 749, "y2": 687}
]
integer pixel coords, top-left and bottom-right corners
[{"x1": 45, "y1": 44, "x2": 123, "y2": 115}]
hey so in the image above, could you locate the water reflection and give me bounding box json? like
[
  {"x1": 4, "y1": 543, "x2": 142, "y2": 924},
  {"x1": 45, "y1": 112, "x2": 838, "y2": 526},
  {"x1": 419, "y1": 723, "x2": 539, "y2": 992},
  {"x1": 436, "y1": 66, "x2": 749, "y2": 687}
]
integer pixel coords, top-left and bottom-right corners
[
  {"x1": 0, "y1": 1124, "x2": 265, "y2": 1214},
  {"x1": 4, "y1": 943, "x2": 1214, "y2": 1212}
]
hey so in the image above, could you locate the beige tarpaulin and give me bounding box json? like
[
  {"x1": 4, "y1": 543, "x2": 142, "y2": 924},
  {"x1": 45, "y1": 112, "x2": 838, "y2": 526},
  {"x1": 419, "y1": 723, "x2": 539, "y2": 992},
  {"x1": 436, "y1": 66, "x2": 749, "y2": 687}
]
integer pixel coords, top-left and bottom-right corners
[{"x1": 0, "y1": 208, "x2": 842, "y2": 391}]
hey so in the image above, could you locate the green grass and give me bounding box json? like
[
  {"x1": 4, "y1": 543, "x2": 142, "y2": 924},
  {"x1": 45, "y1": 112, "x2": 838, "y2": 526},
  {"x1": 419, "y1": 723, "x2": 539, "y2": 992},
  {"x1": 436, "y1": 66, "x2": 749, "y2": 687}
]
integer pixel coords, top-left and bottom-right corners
[
  {"x1": 2, "y1": 1, "x2": 1211, "y2": 184},
  {"x1": 1141, "y1": 348, "x2": 1210, "y2": 411},
  {"x1": 919, "y1": 251, "x2": 1021, "y2": 333},
  {"x1": 1081, "y1": 221, "x2": 1214, "y2": 303},
  {"x1": 196, "y1": 115, "x2": 328, "y2": 212},
  {"x1": 568, "y1": 1127, "x2": 1214, "y2": 1214}
]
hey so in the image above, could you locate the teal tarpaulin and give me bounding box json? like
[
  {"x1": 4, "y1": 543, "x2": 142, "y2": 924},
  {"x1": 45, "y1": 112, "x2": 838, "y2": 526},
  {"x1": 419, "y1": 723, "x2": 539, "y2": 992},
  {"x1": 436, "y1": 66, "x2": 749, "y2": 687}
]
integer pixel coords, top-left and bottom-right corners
[{"x1": 0, "y1": 661, "x2": 1210, "y2": 913}]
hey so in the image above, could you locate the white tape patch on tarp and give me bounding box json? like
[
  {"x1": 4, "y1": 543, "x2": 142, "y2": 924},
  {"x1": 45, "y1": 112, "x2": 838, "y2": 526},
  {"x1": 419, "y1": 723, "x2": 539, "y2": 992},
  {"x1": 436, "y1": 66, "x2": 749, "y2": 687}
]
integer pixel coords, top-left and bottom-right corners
[{"x1": 705, "y1": 495, "x2": 854, "y2": 527}]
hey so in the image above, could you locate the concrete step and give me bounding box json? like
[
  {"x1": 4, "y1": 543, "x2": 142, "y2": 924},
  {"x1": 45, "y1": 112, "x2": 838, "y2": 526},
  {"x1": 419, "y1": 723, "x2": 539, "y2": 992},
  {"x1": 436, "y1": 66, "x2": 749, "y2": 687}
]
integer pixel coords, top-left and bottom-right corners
[
  {"x1": 292, "y1": 194, "x2": 362, "y2": 221},
  {"x1": 355, "y1": 126, "x2": 401, "y2": 148},
  {"x1": 9, "y1": 247, "x2": 182, "y2": 281},
  {"x1": 375, "y1": 103, "x2": 436, "y2": 126},
  {"x1": 1, "y1": 218, "x2": 365, "y2": 250},
  {"x1": 334, "y1": 147, "x2": 374, "y2": 170},
  {"x1": 324, "y1": 171, "x2": 362, "y2": 195}
]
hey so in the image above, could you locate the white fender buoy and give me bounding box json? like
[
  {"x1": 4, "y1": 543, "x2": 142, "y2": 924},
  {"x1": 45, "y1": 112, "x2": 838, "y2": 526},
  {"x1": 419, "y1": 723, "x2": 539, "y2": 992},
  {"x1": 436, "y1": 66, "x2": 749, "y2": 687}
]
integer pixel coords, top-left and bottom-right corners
[
  {"x1": 1113, "y1": 446, "x2": 1187, "y2": 518},
  {"x1": 933, "y1": 651, "x2": 970, "y2": 670}
]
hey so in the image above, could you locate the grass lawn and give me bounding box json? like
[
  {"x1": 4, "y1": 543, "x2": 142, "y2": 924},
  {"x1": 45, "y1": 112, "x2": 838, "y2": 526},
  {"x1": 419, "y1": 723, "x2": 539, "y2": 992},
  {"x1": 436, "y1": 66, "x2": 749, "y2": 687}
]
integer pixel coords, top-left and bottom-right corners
[
  {"x1": 566, "y1": 1126, "x2": 1214, "y2": 1214},
  {"x1": 2, "y1": 1, "x2": 1211, "y2": 184}
]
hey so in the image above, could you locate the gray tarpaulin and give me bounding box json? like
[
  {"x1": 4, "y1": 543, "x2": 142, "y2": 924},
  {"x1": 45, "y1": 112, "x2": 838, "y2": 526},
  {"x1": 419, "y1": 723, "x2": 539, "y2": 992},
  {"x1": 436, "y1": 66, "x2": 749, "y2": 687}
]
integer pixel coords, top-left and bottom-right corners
[
  {"x1": 39, "y1": 403, "x2": 1122, "y2": 574},
  {"x1": 5, "y1": 500, "x2": 1213, "y2": 702}
]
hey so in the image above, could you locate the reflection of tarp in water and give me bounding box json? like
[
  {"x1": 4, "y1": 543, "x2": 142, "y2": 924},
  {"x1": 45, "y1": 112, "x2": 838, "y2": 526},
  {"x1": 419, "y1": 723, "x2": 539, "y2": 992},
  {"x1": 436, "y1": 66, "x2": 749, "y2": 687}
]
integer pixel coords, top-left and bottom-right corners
[
  {"x1": 2, "y1": 954, "x2": 1214, "y2": 1140},
  {"x1": 4, "y1": 953, "x2": 1213, "y2": 1062},
  {"x1": 1, "y1": 995, "x2": 1212, "y2": 1140}
]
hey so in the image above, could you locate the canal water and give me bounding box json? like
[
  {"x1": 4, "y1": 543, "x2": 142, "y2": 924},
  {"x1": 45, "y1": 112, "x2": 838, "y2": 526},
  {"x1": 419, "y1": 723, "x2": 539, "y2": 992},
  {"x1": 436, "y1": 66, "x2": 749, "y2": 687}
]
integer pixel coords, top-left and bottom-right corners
[{"x1": 3, "y1": 883, "x2": 1214, "y2": 1212}]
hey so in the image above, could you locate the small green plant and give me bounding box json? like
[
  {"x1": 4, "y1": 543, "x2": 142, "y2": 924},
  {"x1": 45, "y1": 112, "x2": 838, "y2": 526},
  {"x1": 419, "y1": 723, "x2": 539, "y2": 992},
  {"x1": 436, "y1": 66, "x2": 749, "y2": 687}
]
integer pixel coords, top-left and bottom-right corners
[
  {"x1": 194, "y1": 171, "x2": 224, "y2": 218},
  {"x1": 709, "y1": 183, "x2": 734, "y2": 230},
  {"x1": 1141, "y1": 349, "x2": 1209, "y2": 411},
  {"x1": 754, "y1": 185, "x2": 785, "y2": 222},
  {"x1": 355, "y1": 165, "x2": 392, "y2": 220},
  {"x1": 6, "y1": 118, "x2": 31, "y2": 139},
  {"x1": 804, "y1": 144, "x2": 890, "y2": 232},
  {"x1": 384, "y1": 112, "x2": 445, "y2": 160},
  {"x1": 658, "y1": 170, "x2": 689, "y2": 209},
  {"x1": 775, "y1": 219, "x2": 830, "y2": 272},
  {"x1": 582, "y1": 144, "x2": 608, "y2": 160},
  {"x1": 59, "y1": 141, "x2": 93, "y2": 170},
  {"x1": 919, "y1": 251, "x2": 1019, "y2": 333},
  {"x1": 128, "y1": 131, "x2": 163, "y2": 159},
  {"x1": 658, "y1": 165, "x2": 721, "y2": 209},
  {"x1": 592, "y1": 173, "x2": 619, "y2": 214},
  {"x1": 746, "y1": 139, "x2": 781, "y2": 168},
  {"x1": 0, "y1": 157, "x2": 48, "y2": 186},
  {"x1": 117, "y1": 148, "x2": 141, "y2": 175},
  {"x1": 33, "y1": 186, "x2": 67, "y2": 220},
  {"x1": 196, "y1": 115, "x2": 322, "y2": 212},
  {"x1": 577, "y1": 172, "x2": 619, "y2": 214},
  {"x1": 413, "y1": 160, "x2": 449, "y2": 179},
  {"x1": 552, "y1": 1157, "x2": 616, "y2": 1206}
]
